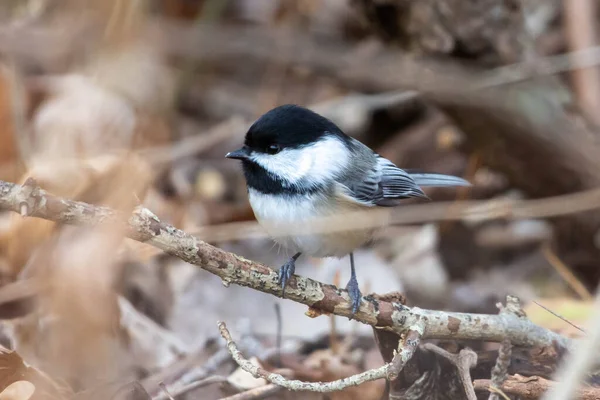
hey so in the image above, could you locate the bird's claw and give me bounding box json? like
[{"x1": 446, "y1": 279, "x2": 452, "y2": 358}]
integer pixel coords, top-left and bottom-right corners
[
  {"x1": 278, "y1": 258, "x2": 296, "y2": 297},
  {"x1": 346, "y1": 277, "x2": 362, "y2": 315}
]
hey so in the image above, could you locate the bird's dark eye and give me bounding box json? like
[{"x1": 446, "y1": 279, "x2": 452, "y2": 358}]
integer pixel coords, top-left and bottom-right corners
[{"x1": 266, "y1": 144, "x2": 280, "y2": 154}]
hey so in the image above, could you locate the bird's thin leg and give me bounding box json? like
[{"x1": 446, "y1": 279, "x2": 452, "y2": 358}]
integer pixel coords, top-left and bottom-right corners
[
  {"x1": 346, "y1": 252, "x2": 362, "y2": 315},
  {"x1": 278, "y1": 252, "x2": 301, "y2": 297}
]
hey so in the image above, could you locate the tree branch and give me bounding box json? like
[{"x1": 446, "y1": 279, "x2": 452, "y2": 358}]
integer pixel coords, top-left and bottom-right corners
[
  {"x1": 217, "y1": 321, "x2": 423, "y2": 392},
  {"x1": 422, "y1": 344, "x2": 478, "y2": 400},
  {"x1": 475, "y1": 375, "x2": 600, "y2": 400},
  {"x1": 488, "y1": 338, "x2": 513, "y2": 400},
  {"x1": 219, "y1": 384, "x2": 282, "y2": 400},
  {"x1": 0, "y1": 178, "x2": 572, "y2": 350}
]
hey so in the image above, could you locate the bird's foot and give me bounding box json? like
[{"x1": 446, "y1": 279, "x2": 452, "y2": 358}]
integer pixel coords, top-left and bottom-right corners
[
  {"x1": 278, "y1": 257, "x2": 297, "y2": 297},
  {"x1": 346, "y1": 276, "x2": 362, "y2": 315}
]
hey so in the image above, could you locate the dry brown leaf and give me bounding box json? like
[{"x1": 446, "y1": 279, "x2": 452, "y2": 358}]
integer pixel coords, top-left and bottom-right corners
[
  {"x1": 24, "y1": 0, "x2": 174, "y2": 164},
  {"x1": 10, "y1": 225, "x2": 132, "y2": 391},
  {"x1": 0, "y1": 0, "x2": 172, "y2": 392},
  {"x1": 227, "y1": 357, "x2": 268, "y2": 391},
  {"x1": 0, "y1": 65, "x2": 24, "y2": 183},
  {"x1": 0, "y1": 0, "x2": 173, "y2": 279},
  {"x1": 0, "y1": 381, "x2": 35, "y2": 400},
  {"x1": 299, "y1": 348, "x2": 385, "y2": 400},
  {"x1": 0, "y1": 348, "x2": 32, "y2": 392},
  {"x1": 71, "y1": 381, "x2": 151, "y2": 400},
  {"x1": 0, "y1": 346, "x2": 67, "y2": 400},
  {"x1": 118, "y1": 296, "x2": 187, "y2": 371},
  {"x1": 28, "y1": 74, "x2": 136, "y2": 163}
]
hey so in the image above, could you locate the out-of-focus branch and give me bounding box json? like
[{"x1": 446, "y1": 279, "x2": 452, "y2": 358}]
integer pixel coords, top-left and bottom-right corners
[
  {"x1": 154, "y1": 376, "x2": 227, "y2": 400},
  {"x1": 475, "y1": 375, "x2": 600, "y2": 400},
  {"x1": 563, "y1": 0, "x2": 600, "y2": 122},
  {"x1": 0, "y1": 179, "x2": 572, "y2": 350},
  {"x1": 151, "y1": 21, "x2": 600, "y2": 93},
  {"x1": 217, "y1": 321, "x2": 422, "y2": 392},
  {"x1": 7, "y1": 21, "x2": 600, "y2": 94},
  {"x1": 139, "y1": 117, "x2": 247, "y2": 167},
  {"x1": 192, "y1": 187, "x2": 600, "y2": 243}
]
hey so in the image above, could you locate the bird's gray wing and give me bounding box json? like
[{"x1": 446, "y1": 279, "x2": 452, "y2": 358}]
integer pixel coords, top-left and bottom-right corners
[
  {"x1": 336, "y1": 152, "x2": 427, "y2": 207},
  {"x1": 375, "y1": 157, "x2": 429, "y2": 205}
]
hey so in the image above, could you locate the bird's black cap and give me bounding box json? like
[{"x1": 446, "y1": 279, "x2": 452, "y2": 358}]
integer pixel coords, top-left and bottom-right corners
[{"x1": 243, "y1": 104, "x2": 351, "y2": 153}]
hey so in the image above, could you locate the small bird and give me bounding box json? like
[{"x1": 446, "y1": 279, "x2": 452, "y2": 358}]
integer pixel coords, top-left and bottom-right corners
[{"x1": 226, "y1": 104, "x2": 470, "y2": 314}]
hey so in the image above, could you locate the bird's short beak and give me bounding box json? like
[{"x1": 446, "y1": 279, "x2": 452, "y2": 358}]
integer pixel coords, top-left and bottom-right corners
[{"x1": 225, "y1": 146, "x2": 250, "y2": 160}]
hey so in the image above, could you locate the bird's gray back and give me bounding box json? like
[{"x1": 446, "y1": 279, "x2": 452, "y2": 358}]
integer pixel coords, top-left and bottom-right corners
[{"x1": 334, "y1": 138, "x2": 426, "y2": 206}]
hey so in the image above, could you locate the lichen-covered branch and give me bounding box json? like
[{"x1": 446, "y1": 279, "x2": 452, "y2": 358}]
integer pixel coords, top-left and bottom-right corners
[
  {"x1": 217, "y1": 321, "x2": 422, "y2": 392},
  {"x1": 0, "y1": 179, "x2": 572, "y2": 350}
]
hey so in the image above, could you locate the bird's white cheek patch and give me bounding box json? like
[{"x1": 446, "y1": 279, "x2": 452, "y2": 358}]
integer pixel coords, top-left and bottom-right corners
[
  {"x1": 249, "y1": 136, "x2": 349, "y2": 185},
  {"x1": 296, "y1": 151, "x2": 314, "y2": 178},
  {"x1": 305, "y1": 137, "x2": 349, "y2": 184}
]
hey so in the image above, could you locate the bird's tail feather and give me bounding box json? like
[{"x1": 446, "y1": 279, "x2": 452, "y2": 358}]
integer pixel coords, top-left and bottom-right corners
[{"x1": 408, "y1": 172, "x2": 471, "y2": 187}]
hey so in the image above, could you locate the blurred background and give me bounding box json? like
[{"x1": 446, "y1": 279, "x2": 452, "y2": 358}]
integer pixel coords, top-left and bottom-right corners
[{"x1": 0, "y1": 0, "x2": 596, "y2": 399}]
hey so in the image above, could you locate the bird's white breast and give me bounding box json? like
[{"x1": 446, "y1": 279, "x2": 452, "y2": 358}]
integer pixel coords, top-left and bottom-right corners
[{"x1": 248, "y1": 188, "x2": 372, "y2": 258}]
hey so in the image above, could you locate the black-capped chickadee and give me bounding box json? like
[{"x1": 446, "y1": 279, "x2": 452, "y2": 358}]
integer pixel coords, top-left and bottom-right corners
[{"x1": 226, "y1": 104, "x2": 470, "y2": 314}]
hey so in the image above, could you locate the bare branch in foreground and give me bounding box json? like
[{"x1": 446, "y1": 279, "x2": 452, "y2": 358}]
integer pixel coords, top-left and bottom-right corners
[
  {"x1": 0, "y1": 179, "x2": 572, "y2": 350},
  {"x1": 191, "y1": 187, "x2": 600, "y2": 243},
  {"x1": 217, "y1": 321, "x2": 423, "y2": 392}
]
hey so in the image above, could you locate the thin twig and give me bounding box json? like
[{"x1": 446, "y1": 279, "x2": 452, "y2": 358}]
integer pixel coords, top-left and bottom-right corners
[
  {"x1": 218, "y1": 384, "x2": 283, "y2": 400},
  {"x1": 423, "y1": 344, "x2": 478, "y2": 400},
  {"x1": 388, "y1": 328, "x2": 422, "y2": 381},
  {"x1": 155, "y1": 376, "x2": 228, "y2": 399},
  {"x1": 488, "y1": 386, "x2": 511, "y2": 400},
  {"x1": 150, "y1": 348, "x2": 231, "y2": 400},
  {"x1": 542, "y1": 286, "x2": 600, "y2": 400},
  {"x1": 274, "y1": 303, "x2": 282, "y2": 368},
  {"x1": 139, "y1": 117, "x2": 246, "y2": 167},
  {"x1": 217, "y1": 320, "x2": 422, "y2": 392},
  {"x1": 329, "y1": 270, "x2": 341, "y2": 355},
  {"x1": 489, "y1": 339, "x2": 513, "y2": 400},
  {"x1": 158, "y1": 383, "x2": 175, "y2": 400},
  {"x1": 533, "y1": 300, "x2": 586, "y2": 334},
  {"x1": 541, "y1": 244, "x2": 593, "y2": 301}
]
